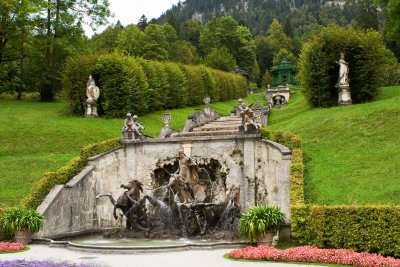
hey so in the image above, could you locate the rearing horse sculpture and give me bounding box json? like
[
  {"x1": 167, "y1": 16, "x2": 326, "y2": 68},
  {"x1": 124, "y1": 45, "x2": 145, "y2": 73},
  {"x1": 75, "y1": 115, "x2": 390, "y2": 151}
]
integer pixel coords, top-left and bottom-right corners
[{"x1": 96, "y1": 179, "x2": 150, "y2": 231}]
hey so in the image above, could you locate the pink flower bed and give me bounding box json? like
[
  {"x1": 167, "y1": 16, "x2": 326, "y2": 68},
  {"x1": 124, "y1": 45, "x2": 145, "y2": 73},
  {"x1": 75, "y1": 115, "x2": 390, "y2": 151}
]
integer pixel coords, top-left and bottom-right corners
[
  {"x1": 228, "y1": 246, "x2": 400, "y2": 267},
  {"x1": 0, "y1": 242, "x2": 24, "y2": 253}
]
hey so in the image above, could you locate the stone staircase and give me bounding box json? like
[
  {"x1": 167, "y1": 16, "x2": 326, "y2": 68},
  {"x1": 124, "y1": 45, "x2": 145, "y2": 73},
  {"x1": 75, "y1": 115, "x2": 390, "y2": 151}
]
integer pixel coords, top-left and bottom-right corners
[{"x1": 173, "y1": 116, "x2": 243, "y2": 138}]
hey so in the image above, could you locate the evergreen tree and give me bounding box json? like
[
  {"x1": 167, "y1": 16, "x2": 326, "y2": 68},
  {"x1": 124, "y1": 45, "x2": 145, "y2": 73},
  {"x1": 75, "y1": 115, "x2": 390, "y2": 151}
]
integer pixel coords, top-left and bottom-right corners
[
  {"x1": 137, "y1": 14, "x2": 148, "y2": 31},
  {"x1": 203, "y1": 47, "x2": 237, "y2": 72},
  {"x1": 116, "y1": 24, "x2": 145, "y2": 56},
  {"x1": 375, "y1": 0, "x2": 400, "y2": 46},
  {"x1": 355, "y1": 0, "x2": 379, "y2": 30}
]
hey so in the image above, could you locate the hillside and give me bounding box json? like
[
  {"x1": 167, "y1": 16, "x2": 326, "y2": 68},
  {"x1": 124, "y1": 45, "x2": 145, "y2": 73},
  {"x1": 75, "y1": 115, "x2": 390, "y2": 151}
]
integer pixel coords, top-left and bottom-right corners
[
  {"x1": 0, "y1": 93, "x2": 264, "y2": 208},
  {"x1": 1, "y1": 87, "x2": 399, "y2": 208},
  {"x1": 160, "y1": 0, "x2": 382, "y2": 36},
  {"x1": 268, "y1": 86, "x2": 400, "y2": 205}
]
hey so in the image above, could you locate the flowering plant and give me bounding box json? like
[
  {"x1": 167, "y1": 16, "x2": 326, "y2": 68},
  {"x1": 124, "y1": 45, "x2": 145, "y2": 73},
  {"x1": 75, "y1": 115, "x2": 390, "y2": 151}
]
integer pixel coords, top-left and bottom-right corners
[
  {"x1": 0, "y1": 260, "x2": 99, "y2": 267},
  {"x1": 0, "y1": 242, "x2": 24, "y2": 253},
  {"x1": 228, "y1": 245, "x2": 400, "y2": 267}
]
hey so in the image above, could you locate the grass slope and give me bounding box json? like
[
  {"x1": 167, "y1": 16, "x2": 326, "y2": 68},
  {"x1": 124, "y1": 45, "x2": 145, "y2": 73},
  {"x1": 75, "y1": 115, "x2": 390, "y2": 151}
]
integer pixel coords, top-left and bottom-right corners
[
  {"x1": 268, "y1": 86, "x2": 400, "y2": 205},
  {"x1": 2, "y1": 87, "x2": 398, "y2": 208},
  {"x1": 0, "y1": 93, "x2": 265, "y2": 208}
]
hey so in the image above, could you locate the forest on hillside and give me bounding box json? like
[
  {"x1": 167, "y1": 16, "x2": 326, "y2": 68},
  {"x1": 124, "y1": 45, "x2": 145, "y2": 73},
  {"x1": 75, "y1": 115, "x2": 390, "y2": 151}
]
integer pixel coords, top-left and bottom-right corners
[
  {"x1": 160, "y1": 0, "x2": 383, "y2": 36},
  {"x1": 1, "y1": 0, "x2": 399, "y2": 103}
]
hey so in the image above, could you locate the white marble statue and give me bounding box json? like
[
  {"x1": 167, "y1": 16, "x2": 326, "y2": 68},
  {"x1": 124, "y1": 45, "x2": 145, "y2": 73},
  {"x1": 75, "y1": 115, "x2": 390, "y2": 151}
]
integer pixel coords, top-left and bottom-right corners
[
  {"x1": 84, "y1": 75, "x2": 100, "y2": 117},
  {"x1": 337, "y1": 53, "x2": 349, "y2": 86},
  {"x1": 86, "y1": 75, "x2": 100, "y2": 103}
]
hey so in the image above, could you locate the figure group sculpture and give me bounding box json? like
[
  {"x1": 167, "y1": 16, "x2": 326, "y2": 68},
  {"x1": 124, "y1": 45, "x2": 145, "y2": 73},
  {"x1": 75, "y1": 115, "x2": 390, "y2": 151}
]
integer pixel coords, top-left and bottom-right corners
[
  {"x1": 97, "y1": 151, "x2": 241, "y2": 237},
  {"x1": 237, "y1": 99, "x2": 259, "y2": 134},
  {"x1": 122, "y1": 113, "x2": 145, "y2": 140}
]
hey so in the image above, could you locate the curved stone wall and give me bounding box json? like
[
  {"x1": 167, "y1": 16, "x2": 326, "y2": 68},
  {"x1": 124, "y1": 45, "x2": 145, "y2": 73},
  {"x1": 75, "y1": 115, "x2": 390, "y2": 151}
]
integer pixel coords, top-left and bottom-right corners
[{"x1": 36, "y1": 135, "x2": 291, "y2": 238}]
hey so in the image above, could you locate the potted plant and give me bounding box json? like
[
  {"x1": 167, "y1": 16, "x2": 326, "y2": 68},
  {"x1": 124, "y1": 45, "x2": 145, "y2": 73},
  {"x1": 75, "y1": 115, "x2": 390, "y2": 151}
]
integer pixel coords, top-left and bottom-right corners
[
  {"x1": 239, "y1": 205, "x2": 285, "y2": 246},
  {"x1": 1, "y1": 207, "x2": 45, "y2": 244}
]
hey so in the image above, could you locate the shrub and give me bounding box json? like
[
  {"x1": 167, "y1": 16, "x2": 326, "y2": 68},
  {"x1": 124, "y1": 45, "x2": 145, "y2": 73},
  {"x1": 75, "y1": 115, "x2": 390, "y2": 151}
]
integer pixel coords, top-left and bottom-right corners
[
  {"x1": 198, "y1": 65, "x2": 217, "y2": 102},
  {"x1": 62, "y1": 53, "x2": 247, "y2": 117},
  {"x1": 1, "y1": 208, "x2": 44, "y2": 233},
  {"x1": 136, "y1": 59, "x2": 168, "y2": 112},
  {"x1": 80, "y1": 139, "x2": 121, "y2": 160},
  {"x1": 163, "y1": 62, "x2": 187, "y2": 109},
  {"x1": 92, "y1": 54, "x2": 149, "y2": 117},
  {"x1": 239, "y1": 205, "x2": 286, "y2": 242},
  {"x1": 298, "y1": 25, "x2": 395, "y2": 107},
  {"x1": 291, "y1": 205, "x2": 400, "y2": 257},
  {"x1": 22, "y1": 139, "x2": 121, "y2": 210},
  {"x1": 179, "y1": 65, "x2": 205, "y2": 106}
]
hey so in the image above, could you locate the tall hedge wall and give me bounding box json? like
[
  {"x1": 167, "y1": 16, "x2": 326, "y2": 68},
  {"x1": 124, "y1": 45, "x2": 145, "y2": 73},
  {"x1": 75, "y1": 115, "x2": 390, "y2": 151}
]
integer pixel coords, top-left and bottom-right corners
[
  {"x1": 261, "y1": 128, "x2": 400, "y2": 257},
  {"x1": 291, "y1": 205, "x2": 400, "y2": 257},
  {"x1": 62, "y1": 53, "x2": 247, "y2": 117}
]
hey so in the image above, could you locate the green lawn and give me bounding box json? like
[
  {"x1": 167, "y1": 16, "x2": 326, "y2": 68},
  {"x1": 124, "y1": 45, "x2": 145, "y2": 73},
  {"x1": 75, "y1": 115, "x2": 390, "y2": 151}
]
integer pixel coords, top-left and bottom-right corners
[
  {"x1": 0, "y1": 94, "x2": 265, "y2": 208},
  {"x1": 2, "y1": 86, "x2": 399, "y2": 208},
  {"x1": 268, "y1": 86, "x2": 400, "y2": 205}
]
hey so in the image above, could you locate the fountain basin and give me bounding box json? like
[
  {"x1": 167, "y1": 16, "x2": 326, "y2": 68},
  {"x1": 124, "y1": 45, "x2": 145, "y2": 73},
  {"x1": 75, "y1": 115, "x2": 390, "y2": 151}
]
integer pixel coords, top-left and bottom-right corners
[{"x1": 34, "y1": 232, "x2": 249, "y2": 253}]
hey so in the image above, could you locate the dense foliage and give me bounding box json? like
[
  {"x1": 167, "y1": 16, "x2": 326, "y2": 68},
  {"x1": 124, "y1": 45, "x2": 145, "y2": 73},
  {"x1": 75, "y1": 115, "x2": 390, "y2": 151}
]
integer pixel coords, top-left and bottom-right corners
[
  {"x1": 298, "y1": 25, "x2": 395, "y2": 106},
  {"x1": 3, "y1": 0, "x2": 400, "y2": 100},
  {"x1": 160, "y1": 0, "x2": 382, "y2": 37},
  {"x1": 0, "y1": 0, "x2": 110, "y2": 101},
  {"x1": 62, "y1": 53, "x2": 247, "y2": 117}
]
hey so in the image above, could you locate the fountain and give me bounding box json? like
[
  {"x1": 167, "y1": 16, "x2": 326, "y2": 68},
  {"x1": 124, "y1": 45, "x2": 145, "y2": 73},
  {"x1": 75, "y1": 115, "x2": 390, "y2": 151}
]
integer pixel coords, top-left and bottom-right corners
[
  {"x1": 95, "y1": 151, "x2": 241, "y2": 241},
  {"x1": 36, "y1": 107, "x2": 291, "y2": 252}
]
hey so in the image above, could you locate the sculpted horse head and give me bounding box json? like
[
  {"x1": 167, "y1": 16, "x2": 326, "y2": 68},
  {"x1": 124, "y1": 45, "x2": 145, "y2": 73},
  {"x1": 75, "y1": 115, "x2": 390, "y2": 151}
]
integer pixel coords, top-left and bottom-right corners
[{"x1": 121, "y1": 179, "x2": 143, "y2": 201}]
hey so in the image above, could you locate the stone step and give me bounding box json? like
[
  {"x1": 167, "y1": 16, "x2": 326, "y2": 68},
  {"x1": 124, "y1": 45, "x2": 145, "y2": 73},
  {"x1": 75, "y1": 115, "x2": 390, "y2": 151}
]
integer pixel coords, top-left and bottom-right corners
[
  {"x1": 192, "y1": 126, "x2": 239, "y2": 132},
  {"x1": 215, "y1": 117, "x2": 241, "y2": 122},
  {"x1": 207, "y1": 120, "x2": 241, "y2": 124},
  {"x1": 174, "y1": 129, "x2": 238, "y2": 137}
]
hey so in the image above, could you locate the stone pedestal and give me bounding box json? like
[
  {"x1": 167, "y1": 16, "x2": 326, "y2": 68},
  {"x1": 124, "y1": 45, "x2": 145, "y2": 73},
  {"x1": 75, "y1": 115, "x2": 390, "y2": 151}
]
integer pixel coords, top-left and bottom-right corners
[
  {"x1": 338, "y1": 84, "x2": 352, "y2": 106},
  {"x1": 85, "y1": 101, "x2": 98, "y2": 117}
]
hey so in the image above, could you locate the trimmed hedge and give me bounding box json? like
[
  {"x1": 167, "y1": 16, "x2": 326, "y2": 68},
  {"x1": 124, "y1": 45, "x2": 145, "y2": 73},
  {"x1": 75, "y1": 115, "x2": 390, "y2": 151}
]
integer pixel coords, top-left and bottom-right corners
[
  {"x1": 62, "y1": 53, "x2": 247, "y2": 117},
  {"x1": 21, "y1": 139, "x2": 121, "y2": 210},
  {"x1": 291, "y1": 205, "x2": 400, "y2": 257},
  {"x1": 261, "y1": 127, "x2": 400, "y2": 257}
]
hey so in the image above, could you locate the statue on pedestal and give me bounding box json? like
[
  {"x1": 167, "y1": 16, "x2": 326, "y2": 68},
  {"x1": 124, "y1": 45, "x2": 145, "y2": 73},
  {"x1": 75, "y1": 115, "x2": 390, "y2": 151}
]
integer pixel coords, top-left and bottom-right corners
[
  {"x1": 85, "y1": 75, "x2": 100, "y2": 117},
  {"x1": 337, "y1": 53, "x2": 349, "y2": 86},
  {"x1": 122, "y1": 113, "x2": 145, "y2": 140},
  {"x1": 336, "y1": 53, "x2": 352, "y2": 106}
]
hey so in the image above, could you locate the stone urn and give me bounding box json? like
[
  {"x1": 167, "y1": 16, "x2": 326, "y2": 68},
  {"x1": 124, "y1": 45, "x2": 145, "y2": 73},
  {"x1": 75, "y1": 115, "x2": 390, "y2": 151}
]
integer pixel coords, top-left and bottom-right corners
[
  {"x1": 256, "y1": 231, "x2": 275, "y2": 246},
  {"x1": 239, "y1": 205, "x2": 285, "y2": 247},
  {"x1": 14, "y1": 231, "x2": 32, "y2": 245}
]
